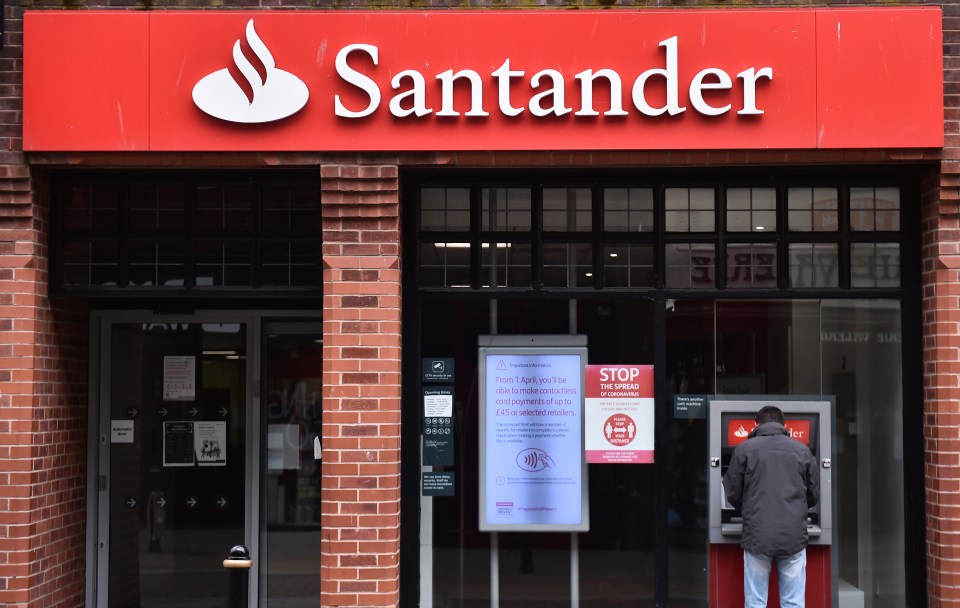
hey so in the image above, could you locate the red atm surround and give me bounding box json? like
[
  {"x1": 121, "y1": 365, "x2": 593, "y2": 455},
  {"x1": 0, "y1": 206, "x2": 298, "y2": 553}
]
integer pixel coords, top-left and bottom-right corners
[
  {"x1": 710, "y1": 544, "x2": 830, "y2": 608},
  {"x1": 709, "y1": 402, "x2": 832, "y2": 608}
]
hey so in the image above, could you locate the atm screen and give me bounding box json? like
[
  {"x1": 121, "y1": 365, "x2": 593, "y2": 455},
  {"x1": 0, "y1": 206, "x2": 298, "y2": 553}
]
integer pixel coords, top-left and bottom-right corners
[{"x1": 720, "y1": 413, "x2": 819, "y2": 455}]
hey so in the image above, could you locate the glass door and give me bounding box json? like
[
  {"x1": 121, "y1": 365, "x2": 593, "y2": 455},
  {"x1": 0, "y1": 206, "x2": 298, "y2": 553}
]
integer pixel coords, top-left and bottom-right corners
[
  {"x1": 99, "y1": 318, "x2": 250, "y2": 608},
  {"x1": 259, "y1": 321, "x2": 324, "y2": 607}
]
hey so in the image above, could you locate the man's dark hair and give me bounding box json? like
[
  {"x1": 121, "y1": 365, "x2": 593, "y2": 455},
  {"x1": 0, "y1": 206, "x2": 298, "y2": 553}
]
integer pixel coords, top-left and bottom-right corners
[{"x1": 756, "y1": 405, "x2": 784, "y2": 425}]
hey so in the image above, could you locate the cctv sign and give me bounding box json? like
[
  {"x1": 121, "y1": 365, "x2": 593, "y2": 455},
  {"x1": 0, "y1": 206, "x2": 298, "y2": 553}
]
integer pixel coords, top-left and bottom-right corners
[
  {"x1": 585, "y1": 365, "x2": 654, "y2": 464},
  {"x1": 24, "y1": 9, "x2": 943, "y2": 151}
]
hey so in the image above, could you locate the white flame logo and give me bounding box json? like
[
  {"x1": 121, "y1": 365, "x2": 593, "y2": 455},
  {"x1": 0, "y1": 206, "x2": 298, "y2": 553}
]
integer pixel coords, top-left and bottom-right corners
[
  {"x1": 734, "y1": 425, "x2": 749, "y2": 438},
  {"x1": 192, "y1": 20, "x2": 309, "y2": 124}
]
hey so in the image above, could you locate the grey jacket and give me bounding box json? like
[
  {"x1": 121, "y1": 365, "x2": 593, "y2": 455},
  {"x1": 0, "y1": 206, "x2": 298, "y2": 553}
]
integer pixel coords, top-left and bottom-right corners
[{"x1": 722, "y1": 421, "x2": 820, "y2": 557}]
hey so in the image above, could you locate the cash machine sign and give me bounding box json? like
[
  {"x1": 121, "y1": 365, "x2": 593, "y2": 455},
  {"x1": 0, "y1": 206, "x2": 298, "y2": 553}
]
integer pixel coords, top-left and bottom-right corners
[{"x1": 726, "y1": 418, "x2": 811, "y2": 447}]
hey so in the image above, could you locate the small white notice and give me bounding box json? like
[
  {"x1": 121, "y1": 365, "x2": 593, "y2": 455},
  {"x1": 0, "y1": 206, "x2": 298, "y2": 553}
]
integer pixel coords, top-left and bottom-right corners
[
  {"x1": 423, "y1": 389, "x2": 454, "y2": 417},
  {"x1": 163, "y1": 356, "x2": 196, "y2": 401},
  {"x1": 111, "y1": 420, "x2": 135, "y2": 443}
]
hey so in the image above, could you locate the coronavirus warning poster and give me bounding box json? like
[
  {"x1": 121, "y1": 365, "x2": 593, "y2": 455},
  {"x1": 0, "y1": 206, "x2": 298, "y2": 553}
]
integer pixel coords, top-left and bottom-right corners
[
  {"x1": 585, "y1": 365, "x2": 655, "y2": 464},
  {"x1": 478, "y1": 336, "x2": 589, "y2": 532}
]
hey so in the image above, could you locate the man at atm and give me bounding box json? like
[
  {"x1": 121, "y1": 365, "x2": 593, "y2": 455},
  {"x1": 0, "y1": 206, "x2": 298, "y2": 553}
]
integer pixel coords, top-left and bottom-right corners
[{"x1": 722, "y1": 405, "x2": 820, "y2": 608}]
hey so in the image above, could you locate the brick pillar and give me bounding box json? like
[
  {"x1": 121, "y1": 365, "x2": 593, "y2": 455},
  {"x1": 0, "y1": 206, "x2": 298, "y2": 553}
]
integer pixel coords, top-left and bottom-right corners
[
  {"x1": 0, "y1": 168, "x2": 88, "y2": 608},
  {"x1": 320, "y1": 163, "x2": 402, "y2": 607},
  {"x1": 924, "y1": 160, "x2": 960, "y2": 607}
]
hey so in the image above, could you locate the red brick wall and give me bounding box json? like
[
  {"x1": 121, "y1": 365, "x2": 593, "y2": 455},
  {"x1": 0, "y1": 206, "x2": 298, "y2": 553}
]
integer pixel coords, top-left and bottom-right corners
[
  {"x1": 321, "y1": 163, "x2": 402, "y2": 606},
  {"x1": 0, "y1": 164, "x2": 89, "y2": 608}
]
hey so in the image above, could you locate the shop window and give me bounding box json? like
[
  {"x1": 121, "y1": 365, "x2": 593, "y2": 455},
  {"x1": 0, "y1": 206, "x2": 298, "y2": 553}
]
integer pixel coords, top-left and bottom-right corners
[
  {"x1": 726, "y1": 188, "x2": 776, "y2": 232},
  {"x1": 196, "y1": 240, "x2": 253, "y2": 287},
  {"x1": 543, "y1": 188, "x2": 592, "y2": 232},
  {"x1": 413, "y1": 178, "x2": 904, "y2": 294},
  {"x1": 788, "y1": 187, "x2": 838, "y2": 232},
  {"x1": 665, "y1": 188, "x2": 715, "y2": 232},
  {"x1": 850, "y1": 187, "x2": 901, "y2": 232},
  {"x1": 726, "y1": 243, "x2": 777, "y2": 288},
  {"x1": 482, "y1": 188, "x2": 531, "y2": 232},
  {"x1": 481, "y1": 242, "x2": 532, "y2": 288},
  {"x1": 543, "y1": 243, "x2": 593, "y2": 287},
  {"x1": 851, "y1": 243, "x2": 901, "y2": 288},
  {"x1": 604, "y1": 187, "x2": 654, "y2": 232},
  {"x1": 261, "y1": 240, "x2": 321, "y2": 287},
  {"x1": 419, "y1": 242, "x2": 471, "y2": 288},
  {"x1": 128, "y1": 183, "x2": 186, "y2": 231},
  {"x1": 127, "y1": 239, "x2": 186, "y2": 288},
  {"x1": 62, "y1": 183, "x2": 120, "y2": 231},
  {"x1": 789, "y1": 243, "x2": 839, "y2": 288},
  {"x1": 61, "y1": 239, "x2": 118, "y2": 286},
  {"x1": 665, "y1": 243, "x2": 715, "y2": 288},
  {"x1": 262, "y1": 183, "x2": 322, "y2": 232},
  {"x1": 197, "y1": 184, "x2": 254, "y2": 231},
  {"x1": 420, "y1": 187, "x2": 470, "y2": 232},
  {"x1": 55, "y1": 174, "x2": 322, "y2": 293},
  {"x1": 604, "y1": 243, "x2": 655, "y2": 288}
]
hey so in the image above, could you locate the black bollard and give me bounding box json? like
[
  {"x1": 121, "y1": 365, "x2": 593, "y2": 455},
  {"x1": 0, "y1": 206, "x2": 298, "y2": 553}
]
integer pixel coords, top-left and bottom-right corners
[{"x1": 223, "y1": 544, "x2": 253, "y2": 608}]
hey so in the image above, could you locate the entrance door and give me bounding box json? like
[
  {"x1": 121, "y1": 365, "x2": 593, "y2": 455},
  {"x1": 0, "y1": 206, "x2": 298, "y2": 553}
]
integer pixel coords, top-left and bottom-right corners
[
  {"x1": 93, "y1": 313, "x2": 324, "y2": 607},
  {"x1": 98, "y1": 317, "x2": 251, "y2": 608}
]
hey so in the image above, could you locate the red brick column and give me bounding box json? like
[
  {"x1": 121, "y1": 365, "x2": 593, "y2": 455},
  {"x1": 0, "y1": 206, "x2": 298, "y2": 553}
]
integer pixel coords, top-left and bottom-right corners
[
  {"x1": 0, "y1": 168, "x2": 88, "y2": 608},
  {"x1": 320, "y1": 163, "x2": 402, "y2": 607},
  {"x1": 924, "y1": 160, "x2": 960, "y2": 608}
]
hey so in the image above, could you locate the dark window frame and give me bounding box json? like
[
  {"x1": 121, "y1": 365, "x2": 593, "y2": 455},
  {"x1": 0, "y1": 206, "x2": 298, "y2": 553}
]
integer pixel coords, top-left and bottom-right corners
[{"x1": 51, "y1": 171, "x2": 323, "y2": 298}]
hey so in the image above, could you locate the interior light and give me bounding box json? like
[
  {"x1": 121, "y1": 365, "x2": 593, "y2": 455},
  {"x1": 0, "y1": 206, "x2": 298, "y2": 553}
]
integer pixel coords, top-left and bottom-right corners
[
  {"x1": 755, "y1": 226, "x2": 766, "y2": 231},
  {"x1": 585, "y1": 272, "x2": 594, "y2": 277},
  {"x1": 609, "y1": 253, "x2": 619, "y2": 258}
]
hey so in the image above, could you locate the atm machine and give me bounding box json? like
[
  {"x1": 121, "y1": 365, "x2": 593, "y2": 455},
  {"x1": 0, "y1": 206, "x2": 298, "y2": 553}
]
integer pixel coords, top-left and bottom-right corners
[{"x1": 708, "y1": 399, "x2": 833, "y2": 608}]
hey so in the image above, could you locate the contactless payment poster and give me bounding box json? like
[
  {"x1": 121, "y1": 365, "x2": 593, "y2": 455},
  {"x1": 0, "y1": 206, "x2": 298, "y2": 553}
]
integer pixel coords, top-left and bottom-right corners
[
  {"x1": 479, "y1": 347, "x2": 588, "y2": 531},
  {"x1": 585, "y1": 365, "x2": 654, "y2": 464}
]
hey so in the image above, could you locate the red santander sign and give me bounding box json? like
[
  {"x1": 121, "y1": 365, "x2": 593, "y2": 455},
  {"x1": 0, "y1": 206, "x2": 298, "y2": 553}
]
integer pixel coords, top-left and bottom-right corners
[
  {"x1": 727, "y1": 419, "x2": 812, "y2": 448},
  {"x1": 24, "y1": 9, "x2": 942, "y2": 152}
]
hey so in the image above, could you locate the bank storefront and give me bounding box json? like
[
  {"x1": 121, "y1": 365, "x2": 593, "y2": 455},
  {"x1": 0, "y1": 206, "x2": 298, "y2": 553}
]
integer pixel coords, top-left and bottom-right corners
[{"x1": 11, "y1": 6, "x2": 942, "y2": 608}]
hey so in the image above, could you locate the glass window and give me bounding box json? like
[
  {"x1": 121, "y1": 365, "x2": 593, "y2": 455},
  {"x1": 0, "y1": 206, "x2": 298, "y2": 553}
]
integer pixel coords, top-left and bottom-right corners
[
  {"x1": 196, "y1": 240, "x2": 253, "y2": 287},
  {"x1": 604, "y1": 243, "x2": 655, "y2": 288},
  {"x1": 726, "y1": 243, "x2": 777, "y2": 288},
  {"x1": 197, "y1": 185, "x2": 254, "y2": 232},
  {"x1": 482, "y1": 188, "x2": 531, "y2": 232},
  {"x1": 821, "y1": 300, "x2": 904, "y2": 607},
  {"x1": 726, "y1": 188, "x2": 776, "y2": 232},
  {"x1": 604, "y1": 188, "x2": 654, "y2": 232},
  {"x1": 129, "y1": 184, "x2": 186, "y2": 232},
  {"x1": 851, "y1": 243, "x2": 901, "y2": 288},
  {"x1": 419, "y1": 242, "x2": 471, "y2": 288},
  {"x1": 543, "y1": 188, "x2": 592, "y2": 232},
  {"x1": 261, "y1": 240, "x2": 320, "y2": 287},
  {"x1": 542, "y1": 243, "x2": 593, "y2": 287},
  {"x1": 420, "y1": 187, "x2": 471, "y2": 232},
  {"x1": 666, "y1": 188, "x2": 715, "y2": 233},
  {"x1": 61, "y1": 183, "x2": 120, "y2": 231},
  {"x1": 850, "y1": 187, "x2": 901, "y2": 232},
  {"x1": 262, "y1": 184, "x2": 320, "y2": 232},
  {"x1": 481, "y1": 242, "x2": 532, "y2": 288},
  {"x1": 789, "y1": 243, "x2": 839, "y2": 288},
  {"x1": 665, "y1": 243, "x2": 715, "y2": 288},
  {"x1": 128, "y1": 239, "x2": 186, "y2": 287},
  {"x1": 56, "y1": 176, "x2": 322, "y2": 292},
  {"x1": 788, "y1": 188, "x2": 838, "y2": 232}
]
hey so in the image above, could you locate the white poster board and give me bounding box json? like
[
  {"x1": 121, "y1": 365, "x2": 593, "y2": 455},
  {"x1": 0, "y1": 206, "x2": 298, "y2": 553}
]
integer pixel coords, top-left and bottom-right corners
[{"x1": 478, "y1": 335, "x2": 588, "y2": 532}]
